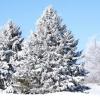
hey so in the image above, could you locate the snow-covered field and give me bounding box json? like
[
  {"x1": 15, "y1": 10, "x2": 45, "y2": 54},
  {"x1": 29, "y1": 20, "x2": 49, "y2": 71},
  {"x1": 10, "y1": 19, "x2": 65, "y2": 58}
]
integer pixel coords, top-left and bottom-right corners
[
  {"x1": 0, "y1": 84, "x2": 100, "y2": 100},
  {"x1": 85, "y1": 83, "x2": 100, "y2": 95}
]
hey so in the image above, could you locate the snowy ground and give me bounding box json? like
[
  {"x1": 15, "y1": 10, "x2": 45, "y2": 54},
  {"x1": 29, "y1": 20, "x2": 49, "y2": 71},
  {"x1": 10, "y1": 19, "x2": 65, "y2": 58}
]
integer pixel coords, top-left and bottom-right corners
[
  {"x1": 85, "y1": 83, "x2": 100, "y2": 95},
  {"x1": 0, "y1": 84, "x2": 100, "y2": 100}
]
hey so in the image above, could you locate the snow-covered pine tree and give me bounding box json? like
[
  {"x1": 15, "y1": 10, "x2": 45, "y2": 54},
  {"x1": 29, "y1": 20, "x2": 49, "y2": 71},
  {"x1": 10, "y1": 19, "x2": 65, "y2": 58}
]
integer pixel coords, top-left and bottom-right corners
[
  {"x1": 13, "y1": 6, "x2": 85, "y2": 94},
  {"x1": 12, "y1": 31, "x2": 43, "y2": 94},
  {"x1": 34, "y1": 6, "x2": 85, "y2": 93},
  {"x1": 0, "y1": 21, "x2": 24, "y2": 91}
]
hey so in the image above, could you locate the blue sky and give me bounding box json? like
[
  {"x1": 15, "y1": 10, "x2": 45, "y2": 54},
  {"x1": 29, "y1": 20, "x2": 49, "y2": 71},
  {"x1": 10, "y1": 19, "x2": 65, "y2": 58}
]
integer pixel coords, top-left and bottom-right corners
[{"x1": 0, "y1": 0, "x2": 100, "y2": 50}]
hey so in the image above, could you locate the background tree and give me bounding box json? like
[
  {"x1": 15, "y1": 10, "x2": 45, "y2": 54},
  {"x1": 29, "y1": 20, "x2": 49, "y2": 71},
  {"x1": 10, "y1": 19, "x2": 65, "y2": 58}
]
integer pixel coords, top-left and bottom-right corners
[
  {"x1": 0, "y1": 21, "x2": 24, "y2": 91},
  {"x1": 84, "y1": 38, "x2": 100, "y2": 83}
]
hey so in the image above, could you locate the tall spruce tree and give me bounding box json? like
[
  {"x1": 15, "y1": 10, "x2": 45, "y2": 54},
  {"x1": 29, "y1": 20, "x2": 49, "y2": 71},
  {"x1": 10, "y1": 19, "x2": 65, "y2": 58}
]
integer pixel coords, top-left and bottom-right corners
[
  {"x1": 0, "y1": 21, "x2": 24, "y2": 91},
  {"x1": 13, "y1": 6, "x2": 85, "y2": 94}
]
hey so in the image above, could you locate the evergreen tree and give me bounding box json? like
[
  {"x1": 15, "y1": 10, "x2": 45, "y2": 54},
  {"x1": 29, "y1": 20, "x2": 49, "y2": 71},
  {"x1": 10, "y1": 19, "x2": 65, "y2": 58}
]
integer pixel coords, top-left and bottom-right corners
[
  {"x1": 13, "y1": 6, "x2": 85, "y2": 94},
  {"x1": 0, "y1": 21, "x2": 24, "y2": 91}
]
